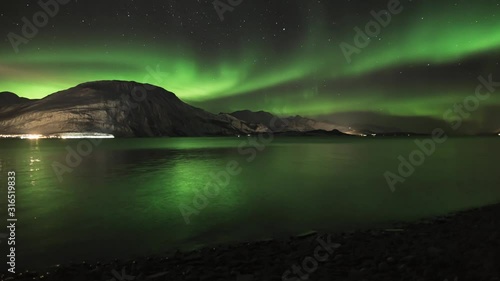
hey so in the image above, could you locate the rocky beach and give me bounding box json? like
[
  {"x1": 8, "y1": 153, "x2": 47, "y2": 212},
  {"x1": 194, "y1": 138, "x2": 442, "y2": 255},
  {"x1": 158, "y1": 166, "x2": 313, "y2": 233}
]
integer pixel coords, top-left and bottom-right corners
[{"x1": 3, "y1": 203, "x2": 499, "y2": 281}]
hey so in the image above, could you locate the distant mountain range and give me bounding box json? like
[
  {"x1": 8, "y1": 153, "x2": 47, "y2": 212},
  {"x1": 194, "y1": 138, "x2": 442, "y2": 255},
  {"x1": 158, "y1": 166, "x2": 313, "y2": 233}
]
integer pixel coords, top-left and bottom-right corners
[
  {"x1": 0, "y1": 81, "x2": 348, "y2": 137},
  {"x1": 229, "y1": 110, "x2": 348, "y2": 132},
  {"x1": 1, "y1": 81, "x2": 496, "y2": 138}
]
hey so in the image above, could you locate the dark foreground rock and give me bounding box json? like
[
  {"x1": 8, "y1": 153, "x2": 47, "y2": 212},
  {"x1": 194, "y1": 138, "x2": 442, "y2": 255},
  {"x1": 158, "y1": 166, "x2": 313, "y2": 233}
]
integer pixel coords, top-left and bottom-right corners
[{"x1": 3, "y1": 204, "x2": 499, "y2": 281}]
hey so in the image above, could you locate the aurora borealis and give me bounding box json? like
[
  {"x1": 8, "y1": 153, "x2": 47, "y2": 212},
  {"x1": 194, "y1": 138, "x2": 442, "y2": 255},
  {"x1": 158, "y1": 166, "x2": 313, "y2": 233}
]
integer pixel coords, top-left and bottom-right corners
[{"x1": 1, "y1": 0, "x2": 499, "y2": 133}]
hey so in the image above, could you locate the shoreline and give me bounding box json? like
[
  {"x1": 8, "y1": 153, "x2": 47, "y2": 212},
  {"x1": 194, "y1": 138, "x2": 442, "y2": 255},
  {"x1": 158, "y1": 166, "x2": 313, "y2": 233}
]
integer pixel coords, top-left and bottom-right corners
[{"x1": 3, "y1": 203, "x2": 500, "y2": 281}]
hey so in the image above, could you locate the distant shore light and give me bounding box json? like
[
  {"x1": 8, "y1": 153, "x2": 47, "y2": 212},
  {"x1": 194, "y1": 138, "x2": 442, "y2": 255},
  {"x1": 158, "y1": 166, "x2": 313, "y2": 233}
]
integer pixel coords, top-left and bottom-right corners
[
  {"x1": 20, "y1": 134, "x2": 43, "y2": 140},
  {"x1": 0, "y1": 133, "x2": 115, "y2": 139},
  {"x1": 59, "y1": 133, "x2": 115, "y2": 139},
  {"x1": 60, "y1": 135, "x2": 115, "y2": 139}
]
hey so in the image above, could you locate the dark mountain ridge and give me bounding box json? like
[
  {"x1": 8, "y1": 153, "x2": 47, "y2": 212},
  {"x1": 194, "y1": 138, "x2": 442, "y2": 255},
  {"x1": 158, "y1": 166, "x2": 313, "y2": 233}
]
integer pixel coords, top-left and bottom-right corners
[
  {"x1": 229, "y1": 110, "x2": 345, "y2": 133},
  {"x1": 0, "y1": 92, "x2": 31, "y2": 108},
  {"x1": 0, "y1": 81, "x2": 268, "y2": 137}
]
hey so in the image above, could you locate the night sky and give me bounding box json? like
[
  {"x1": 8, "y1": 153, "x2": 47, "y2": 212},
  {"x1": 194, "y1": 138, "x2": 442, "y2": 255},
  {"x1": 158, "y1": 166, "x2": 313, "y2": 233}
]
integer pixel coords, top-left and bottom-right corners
[{"x1": 1, "y1": 0, "x2": 499, "y2": 133}]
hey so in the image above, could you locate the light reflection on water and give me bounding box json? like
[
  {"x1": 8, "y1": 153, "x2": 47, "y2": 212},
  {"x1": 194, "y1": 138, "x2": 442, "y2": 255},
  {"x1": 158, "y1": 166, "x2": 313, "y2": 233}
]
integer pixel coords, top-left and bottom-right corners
[{"x1": 0, "y1": 137, "x2": 498, "y2": 270}]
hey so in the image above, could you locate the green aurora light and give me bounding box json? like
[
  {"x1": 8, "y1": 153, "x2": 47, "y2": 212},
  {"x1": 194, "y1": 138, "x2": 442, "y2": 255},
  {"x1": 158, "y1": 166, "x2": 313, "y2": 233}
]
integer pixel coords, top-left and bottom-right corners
[{"x1": 0, "y1": 0, "x2": 499, "y2": 126}]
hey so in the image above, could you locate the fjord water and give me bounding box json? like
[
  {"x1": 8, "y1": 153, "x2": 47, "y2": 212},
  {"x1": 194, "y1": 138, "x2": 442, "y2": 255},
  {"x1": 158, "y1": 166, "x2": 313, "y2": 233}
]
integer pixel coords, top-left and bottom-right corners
[{"x1": 0, "y1": 137, "x2": 499, "y2": 270}]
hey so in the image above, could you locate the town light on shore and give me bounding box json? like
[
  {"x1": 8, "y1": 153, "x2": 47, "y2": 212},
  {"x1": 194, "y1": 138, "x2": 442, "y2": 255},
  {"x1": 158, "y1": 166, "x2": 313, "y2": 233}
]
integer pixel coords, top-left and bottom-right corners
[
  {"x1": 20, "y1": 134, "x2": 43, "y2": 140},
  {"x1": 59, "y1": 133, "x2": 115, "y2": 139},
  {"x1": 0, "y1": 133, "x2": 115, "y2": 139},
  {"x1": 60, "y1": 135, "x2": 115, "y2": 139}
]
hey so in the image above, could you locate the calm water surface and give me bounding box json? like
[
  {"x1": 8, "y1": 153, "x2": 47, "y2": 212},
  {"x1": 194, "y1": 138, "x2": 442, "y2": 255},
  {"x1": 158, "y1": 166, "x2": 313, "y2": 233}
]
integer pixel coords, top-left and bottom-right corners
[{"x1": 0, "y1": 137, "x2": 498, "y2": 269}]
